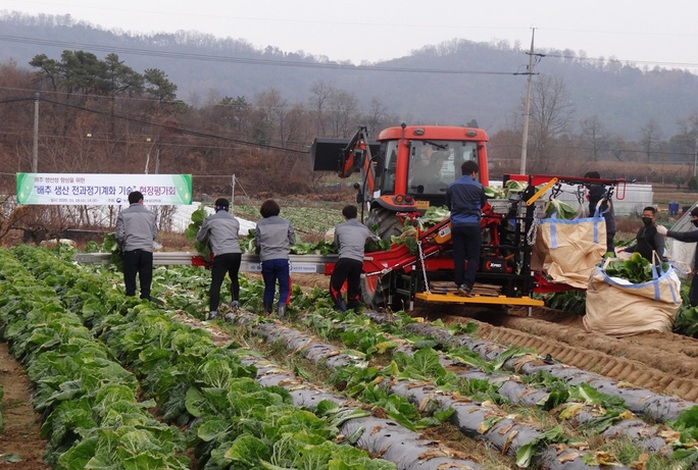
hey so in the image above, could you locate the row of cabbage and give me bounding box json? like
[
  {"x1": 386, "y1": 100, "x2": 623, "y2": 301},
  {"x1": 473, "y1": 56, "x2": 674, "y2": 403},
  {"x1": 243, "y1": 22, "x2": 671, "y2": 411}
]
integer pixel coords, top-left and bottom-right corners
[
  {"x1": 317, "y1": 309, "x2": 698, "y2": 463},
  {"x1": 0, "y1": 247, "x2": 188, "y2": 469},
  {"x1": 127, "y1": 256, "x2": 698, "y2": 469},
  {"x1": 8, "y1": 245, "x2": 698, "y2": 469},
  {"x1": 0, "y1": 245, "x2": 400, "y2": 470},
  {"x1": 222, "y1": 305, "x2": 698, "y2": 469}
]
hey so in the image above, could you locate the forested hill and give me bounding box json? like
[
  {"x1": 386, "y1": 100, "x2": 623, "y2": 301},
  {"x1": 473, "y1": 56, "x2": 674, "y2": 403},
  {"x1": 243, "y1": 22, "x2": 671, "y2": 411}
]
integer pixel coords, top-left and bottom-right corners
[{"x1": 0, "y1": 11, "x2": 697, "y2": 140}]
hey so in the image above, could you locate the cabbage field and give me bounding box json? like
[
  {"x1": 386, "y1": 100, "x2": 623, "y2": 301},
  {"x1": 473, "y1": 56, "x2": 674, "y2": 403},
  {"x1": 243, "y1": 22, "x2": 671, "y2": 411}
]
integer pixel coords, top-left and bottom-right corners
[{"x1": 0, "y1": 245, "x2": 697, "y2": 470}]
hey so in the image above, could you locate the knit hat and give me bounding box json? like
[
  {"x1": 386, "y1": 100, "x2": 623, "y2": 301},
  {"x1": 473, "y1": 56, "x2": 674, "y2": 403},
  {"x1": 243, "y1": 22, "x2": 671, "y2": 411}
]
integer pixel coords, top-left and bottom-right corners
[{"x1": 690, "y1": 206, "x2": 698, "y2": 217}]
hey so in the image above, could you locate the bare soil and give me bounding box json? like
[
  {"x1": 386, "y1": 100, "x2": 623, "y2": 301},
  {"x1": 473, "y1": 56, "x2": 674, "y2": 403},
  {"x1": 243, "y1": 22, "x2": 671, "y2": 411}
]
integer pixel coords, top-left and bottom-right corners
[
  {"x1": 414, "y1": 302, "x2": 698, "y2": 403},
  {"x1": 0, "y1": 343, "x2": 50, "y2": 469}
]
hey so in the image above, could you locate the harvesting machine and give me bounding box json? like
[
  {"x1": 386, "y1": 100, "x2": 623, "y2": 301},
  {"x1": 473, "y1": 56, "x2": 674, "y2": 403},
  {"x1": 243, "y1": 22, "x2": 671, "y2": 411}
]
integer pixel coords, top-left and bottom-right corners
[{"x1": 310, "y1": 123, "x2": 625, "y2": 312}]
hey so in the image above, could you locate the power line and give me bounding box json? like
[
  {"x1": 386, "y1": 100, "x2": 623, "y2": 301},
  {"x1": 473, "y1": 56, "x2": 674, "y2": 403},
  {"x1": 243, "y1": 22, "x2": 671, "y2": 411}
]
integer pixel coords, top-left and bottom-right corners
[
  {"x1": 0, "y1": 34, "x2": 517, "y2": 75},
  {"x1": 30, "y1": 96, "x2": 308, "y2": 154},
  {"x1": 5, "y1": 32, "x2": 698, "y2": 75},
  {"x1": 544, "y1": 52, "x2": 698, "y2": 70}
]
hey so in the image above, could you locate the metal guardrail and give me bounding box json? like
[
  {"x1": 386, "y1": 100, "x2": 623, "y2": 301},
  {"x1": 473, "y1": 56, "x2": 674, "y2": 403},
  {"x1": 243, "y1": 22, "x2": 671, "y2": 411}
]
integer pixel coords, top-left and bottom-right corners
[{"x1": 73, "y1": 252, "x2": 339, "y2": 274}]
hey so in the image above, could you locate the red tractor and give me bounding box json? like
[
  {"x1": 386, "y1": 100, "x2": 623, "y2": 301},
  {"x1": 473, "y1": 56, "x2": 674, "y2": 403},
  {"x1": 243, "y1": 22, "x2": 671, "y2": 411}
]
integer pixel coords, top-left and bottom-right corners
[
  {"x1": 312, "y1": 123, "x2": 490, "y2": 239},
  {"x1": 312, "y1": 124, "x2": 623, "y2": 312},
  {"x1": 313, "y1": 123, "x2": 506, "y2": 310}
]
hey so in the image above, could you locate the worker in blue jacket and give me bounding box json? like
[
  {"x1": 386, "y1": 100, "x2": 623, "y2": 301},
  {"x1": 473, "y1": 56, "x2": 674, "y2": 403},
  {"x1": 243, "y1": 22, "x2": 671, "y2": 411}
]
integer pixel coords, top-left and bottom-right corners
[
  {"x1": 196, "y1": 198, "x2": 241, "y2": 320},
  {"x1": 447, "y1": 160, "x2": 486, "y2": 297}
]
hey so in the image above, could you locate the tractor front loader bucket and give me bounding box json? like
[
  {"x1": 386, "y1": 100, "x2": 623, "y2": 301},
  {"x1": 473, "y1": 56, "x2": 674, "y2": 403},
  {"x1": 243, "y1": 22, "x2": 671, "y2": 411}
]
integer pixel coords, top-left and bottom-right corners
[{"x1": 310, "y1": 138, "x2": 350, "y2": 172}]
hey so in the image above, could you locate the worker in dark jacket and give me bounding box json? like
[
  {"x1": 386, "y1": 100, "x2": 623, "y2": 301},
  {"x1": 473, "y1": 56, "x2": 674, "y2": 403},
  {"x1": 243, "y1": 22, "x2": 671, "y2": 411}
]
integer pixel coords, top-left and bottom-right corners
[
  {"x1": 584, "y1": 171, "x2": 616, "y2": 254},
  {"x1": 330, "y1": 205, "x2": 379, "y2": 312},
  {"x1": 447, "y1": 160, "x2": 486, "y2": 297},
  {"x1": 196, "y1": 198, "x2": 241, "y2": 320},
  {"x1": 254, "y1": 199, "x2": 296, "y2": 318},
  {"x1": 657, "y1": 206, "x2": 698, "y2": 306},
  {"x1": 621, "y1": 206, "x2": 666, "y2": 261},
  {"x1": 115, "y1": 191, "x2": 158, "y2": 300}
]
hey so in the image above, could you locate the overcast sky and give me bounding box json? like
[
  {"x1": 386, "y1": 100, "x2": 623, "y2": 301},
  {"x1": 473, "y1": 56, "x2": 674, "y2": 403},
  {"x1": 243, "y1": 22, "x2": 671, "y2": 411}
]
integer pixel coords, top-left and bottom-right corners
[{"x1": 2, "y1": 0, "x2": 698, "y2": 70}]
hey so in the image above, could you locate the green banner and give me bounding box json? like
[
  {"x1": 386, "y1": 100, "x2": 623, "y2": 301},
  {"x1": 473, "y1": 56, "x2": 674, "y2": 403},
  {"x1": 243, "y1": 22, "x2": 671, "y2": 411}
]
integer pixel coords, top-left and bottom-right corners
[{"x1": 16, "y1": 173, "x2": 193, "y2": 205}]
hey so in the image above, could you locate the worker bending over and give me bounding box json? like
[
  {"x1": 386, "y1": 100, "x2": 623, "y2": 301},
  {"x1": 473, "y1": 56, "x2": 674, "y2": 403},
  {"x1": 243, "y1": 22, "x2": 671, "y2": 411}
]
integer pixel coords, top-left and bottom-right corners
[{"x1": 330, "y1": 205, "x2": 379, "y2": 312}]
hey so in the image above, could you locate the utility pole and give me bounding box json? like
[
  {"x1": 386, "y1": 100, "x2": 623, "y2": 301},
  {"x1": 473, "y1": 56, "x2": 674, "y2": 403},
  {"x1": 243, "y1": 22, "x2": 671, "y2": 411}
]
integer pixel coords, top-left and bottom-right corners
[
  {"x1": 518, "y1": 28, "x2": 543, "y2": 175},
  {"x1": 694, "y1": 136, "x2": 698, "y2": 178},
  {"x1": 231, "y1": 174, "x2": 236, "y2": 206},
  {"x1": 32, "y1": 93, "x2": 39, "y2": 172},
  {"x1": 144, "y1": 137, "x2": 153, "y2": 174}
]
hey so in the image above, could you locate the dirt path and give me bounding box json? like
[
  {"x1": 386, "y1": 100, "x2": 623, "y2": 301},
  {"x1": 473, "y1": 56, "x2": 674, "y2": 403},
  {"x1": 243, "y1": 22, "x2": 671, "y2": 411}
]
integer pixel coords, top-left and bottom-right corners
[
  {"x1": 415, "y1": 303, "x2": 698, "y2": 403},
  {"x1": 0, "y1": 343, "x2": 50, "y2": 469}
]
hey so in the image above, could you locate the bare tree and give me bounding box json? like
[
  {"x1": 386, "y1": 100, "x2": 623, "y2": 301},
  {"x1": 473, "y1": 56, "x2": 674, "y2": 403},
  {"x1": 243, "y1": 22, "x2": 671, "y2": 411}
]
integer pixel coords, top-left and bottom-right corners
[
  {"x1": 308, "y1": 81, "x2": 334, "y2": 136},
  {"x1": 579, "y1": 115, "x2": 605, "y2": 161},
  {"x1": 279, "y1": 103, "x2": 310, "y2": 151},
  {"x1": 677, "y1": 112, "x2": 698, "y2": 135},
  {"x1": 252, "y1": 88, "x2": 286, "y2": 146},
  {"x1": 327, "y1": 89, "x2": 359, "y2": 138},
  {"x1": 363, "y1": 97, "x2": 390, "y2": 134},
  {"x1": 607, "y1": 135, "x2": 632, "y2": 162},
  {"x1": 527, "y1": 75, "x2": 575, "y2": 172},
  {"x1": 639, "y1": 118, "x2": 662, "y2": 163}
]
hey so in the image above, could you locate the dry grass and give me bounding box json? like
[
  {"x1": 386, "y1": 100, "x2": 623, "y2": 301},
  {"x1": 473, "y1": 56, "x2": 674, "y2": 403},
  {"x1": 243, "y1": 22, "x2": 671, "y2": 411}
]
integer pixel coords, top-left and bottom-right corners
[{"x1": 158, "y1": 231, "x2": 191, "y2": 251}]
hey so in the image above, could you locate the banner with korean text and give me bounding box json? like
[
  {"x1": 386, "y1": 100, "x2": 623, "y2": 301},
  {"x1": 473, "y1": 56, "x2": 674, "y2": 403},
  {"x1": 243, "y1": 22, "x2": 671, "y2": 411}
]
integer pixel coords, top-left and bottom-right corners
[{"x1": 16, "y1": 173, "x2": 192, "y2": 205}]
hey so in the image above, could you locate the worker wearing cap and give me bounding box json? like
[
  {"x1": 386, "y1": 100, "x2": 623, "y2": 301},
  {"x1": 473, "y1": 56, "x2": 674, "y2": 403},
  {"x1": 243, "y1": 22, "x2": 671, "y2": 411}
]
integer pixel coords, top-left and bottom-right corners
[
  {"x1": 196, "y1": 198, "x2": 242, "y2": 319},
  {"x1": 657, "y1": 206, "x2": 698, "y2": 306},
  {"x1": 330, "y1": 205, "x2": 379, "y2": 312},
  {"x1": 116, "y1": 190, "x2": 158, "y2": 300}
]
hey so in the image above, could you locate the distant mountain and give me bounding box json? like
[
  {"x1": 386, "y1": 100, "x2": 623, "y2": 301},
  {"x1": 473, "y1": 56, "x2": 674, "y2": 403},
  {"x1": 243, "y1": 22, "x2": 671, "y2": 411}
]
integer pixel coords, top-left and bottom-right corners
[{"x1": 1, "y1": 12, "x2": 697, "y2": 140}]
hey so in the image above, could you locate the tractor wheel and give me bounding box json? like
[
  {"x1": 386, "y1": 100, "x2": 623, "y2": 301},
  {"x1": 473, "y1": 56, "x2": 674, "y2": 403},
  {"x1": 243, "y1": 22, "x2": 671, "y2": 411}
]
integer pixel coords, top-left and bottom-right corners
[
  {"x1": 361, "y1": 273, "x2": 392, "y2": 311},
  {"x1": 365, "y1": 207, "x2": 404, "y2": 241},
  {"x1": 361, "y1": 272, "x2": 411, "y2": 312}
]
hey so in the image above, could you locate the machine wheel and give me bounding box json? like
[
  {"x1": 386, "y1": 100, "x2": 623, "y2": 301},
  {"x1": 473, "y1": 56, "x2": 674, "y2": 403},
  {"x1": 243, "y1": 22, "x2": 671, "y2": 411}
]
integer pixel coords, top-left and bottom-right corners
[
  {"x1": 360, "y1": 273, "x2": 396, "y2": 311},
  {"x1": 365, "y1": 207, "x2": 404, "y2": 241},
  {"x1": 361, "y1": 272, "x2": 413, "y2": 312}
]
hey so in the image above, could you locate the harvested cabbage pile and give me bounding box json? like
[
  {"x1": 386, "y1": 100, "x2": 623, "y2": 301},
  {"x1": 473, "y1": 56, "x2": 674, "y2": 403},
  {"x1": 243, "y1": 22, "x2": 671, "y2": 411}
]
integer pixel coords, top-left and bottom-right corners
[
  {"x1": 484, "y1": 179, "x2": 527, "y2": 200},
  {"x1": 604, "y1": 252, "x2": 670, "y2": 284},
  {"x1": 416, "y1": 206, "x2": 450, "y2": 231},
  {"x1": 544, "y1": 199, "x2": 579, "y2": 219}
]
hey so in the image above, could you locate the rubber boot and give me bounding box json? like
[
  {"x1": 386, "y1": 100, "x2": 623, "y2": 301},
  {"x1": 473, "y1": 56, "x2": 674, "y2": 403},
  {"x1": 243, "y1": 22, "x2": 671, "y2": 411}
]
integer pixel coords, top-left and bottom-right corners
[
  {"x1": 334, "y1": 299, "x2": 347, "y2": 312},
  {"x1": 277, "y1": 303, "x2": 287, "y2": 319},
  {"x1": 263, "y1": 303, "x2": 273, "y2": 315},
  {"x1": 347, "y1": 299, "x2": 360, "y2": 312}
]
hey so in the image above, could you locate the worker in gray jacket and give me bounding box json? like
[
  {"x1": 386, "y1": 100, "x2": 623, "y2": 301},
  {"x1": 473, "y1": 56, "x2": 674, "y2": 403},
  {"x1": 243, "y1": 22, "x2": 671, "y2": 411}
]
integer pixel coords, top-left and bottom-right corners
[
  {"x1": 115, "y1": 191, "x2": 158, "y2": 300},
  {"x1": 196, "y1": 198, "x2": 242, "y2": 319},
  {"x1": 330, "y1": 205, "x2": 379, "y2": 312},
  {"x1": 254, "y1": 199, "x2": 296, "y2": 317}
]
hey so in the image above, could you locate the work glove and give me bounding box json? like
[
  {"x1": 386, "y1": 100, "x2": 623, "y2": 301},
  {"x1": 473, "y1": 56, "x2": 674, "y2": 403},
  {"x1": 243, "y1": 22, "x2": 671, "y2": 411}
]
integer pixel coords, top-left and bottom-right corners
[{"x1": 656, "y1": 225, "x2": 668, "y2": 235}]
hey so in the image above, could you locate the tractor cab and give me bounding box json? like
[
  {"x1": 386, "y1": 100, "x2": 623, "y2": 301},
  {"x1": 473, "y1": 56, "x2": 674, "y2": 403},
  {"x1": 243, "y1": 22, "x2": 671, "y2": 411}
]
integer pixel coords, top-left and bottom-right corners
[
  {"x1": 373, "y1": 132, "x2": 486, "y2": 213},
  {"x1": 310, "y1": 124, "x2": 489, "y2": 237},
  {"x1": 404, "y1": 139, "x2": 480, "y2": 203}
]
